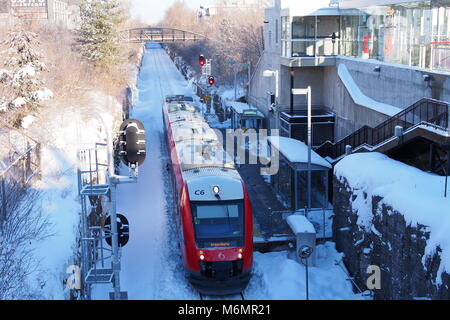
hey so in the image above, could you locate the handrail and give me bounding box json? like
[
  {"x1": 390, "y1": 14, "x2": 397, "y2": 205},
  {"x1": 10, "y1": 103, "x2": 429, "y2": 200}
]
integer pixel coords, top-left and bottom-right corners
[{"x1": 316, "y1": 97, "x2": 449, "y2": 159}]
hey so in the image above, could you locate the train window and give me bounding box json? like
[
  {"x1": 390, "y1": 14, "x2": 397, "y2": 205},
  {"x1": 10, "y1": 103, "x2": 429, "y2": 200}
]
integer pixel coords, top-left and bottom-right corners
[
  {"x1": 196, "y1": 204, "x2": 239, "y2": 219},
  {"x1": 190, "y1": 200, "x2": 244, "y2": 248}
]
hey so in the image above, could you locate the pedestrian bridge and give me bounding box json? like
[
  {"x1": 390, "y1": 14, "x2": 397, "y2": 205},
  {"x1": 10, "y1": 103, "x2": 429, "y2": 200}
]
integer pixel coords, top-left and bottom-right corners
[{"x1": 119, "y1": 27, "x2": 206, "y2": 43}]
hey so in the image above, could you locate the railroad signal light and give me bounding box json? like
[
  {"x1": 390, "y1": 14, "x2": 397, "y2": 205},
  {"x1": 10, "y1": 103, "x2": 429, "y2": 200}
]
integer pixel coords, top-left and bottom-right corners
[
  {"x1": 208, "y1": 76, "x2": 215, "y2": 86},
  {"x1": 104, "y1": 214, "x2": 130, "y2": 247},
  {"x1": 118, "y1": 119, "x2": 146, "y2": 167},
  {"x1": 199, "y1": 54, "x2": 206, "y2": 66}
]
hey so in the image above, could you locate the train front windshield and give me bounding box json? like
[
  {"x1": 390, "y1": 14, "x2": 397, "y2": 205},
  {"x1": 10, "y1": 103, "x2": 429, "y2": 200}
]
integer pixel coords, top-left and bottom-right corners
[{"x1": 191, "y1": 200, "x2": 244, "y2": 249}]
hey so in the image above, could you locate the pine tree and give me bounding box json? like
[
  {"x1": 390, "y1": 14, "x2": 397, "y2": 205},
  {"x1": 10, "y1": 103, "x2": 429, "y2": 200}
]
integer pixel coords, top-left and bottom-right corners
[
  {"x1": 0, "y1": 30, "x2": 51, "y2": 121},
  {"x1": 78, "y1": 0, "x2": 126, "y2": 69}
]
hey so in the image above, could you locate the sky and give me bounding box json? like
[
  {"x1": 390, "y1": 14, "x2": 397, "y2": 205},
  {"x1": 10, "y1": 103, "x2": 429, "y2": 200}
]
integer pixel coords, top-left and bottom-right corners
[{"x1": 129, "y1": 0, "x2": 207, "y2": 24}]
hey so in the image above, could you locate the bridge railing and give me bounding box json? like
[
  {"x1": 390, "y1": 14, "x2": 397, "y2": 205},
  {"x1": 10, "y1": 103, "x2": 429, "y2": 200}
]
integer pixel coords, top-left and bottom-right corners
[{"x1": 119, "y1": 27, "x2": 206, "y2": 43}]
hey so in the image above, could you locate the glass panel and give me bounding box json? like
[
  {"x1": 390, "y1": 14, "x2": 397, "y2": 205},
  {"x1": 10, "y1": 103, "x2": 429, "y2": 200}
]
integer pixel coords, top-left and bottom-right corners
[
  {"x1": 292, "y1": 40, "x2": 315, "y2": 57},
  {"x1": 316, "y1": 38, "x2": 339, "y2": 55},
  {"x1": 191, "y1": 200, "x2": 244, "y2": 248},
  {"x1": 274, "y1": 158, "x2": 292, "y2": 209},
  {"x1": 292, "y1": 16, "x2": 315, "y2": 39},
  {"x1": 297, "y1": 171, "x2": 328, "y2": 209},
  {"x1": 317, "y1": 16, "x2": 340, "y2": 38}
]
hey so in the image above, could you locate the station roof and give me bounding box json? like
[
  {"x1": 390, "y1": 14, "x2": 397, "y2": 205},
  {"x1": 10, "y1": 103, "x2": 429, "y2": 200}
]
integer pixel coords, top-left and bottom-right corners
[
  {"x1": 268, "y1": 136, "x2": 332, "y2": 170},
  {"x1": 227, "y1": 101, "x2": 265, "y2": 118},
  {"x1": 338, "y1": 0, "x2": 428, "y2": 9}
]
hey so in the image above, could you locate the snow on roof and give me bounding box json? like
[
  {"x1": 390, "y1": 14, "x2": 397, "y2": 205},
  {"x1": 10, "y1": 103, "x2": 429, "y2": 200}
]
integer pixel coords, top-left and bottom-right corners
[
  {"x1": 287, "y1": 214, "x2": 316, "y2": 234},
  {"x1": 167, "y1": 102, "x2": 236, "y2": 172},
  {"x1": 337, "y1": 63, "x2": 402, "y2": 117},
  {"x1": 268, "y1": 136, "x2": 332, "y2": 169},
  {"x1": 338, "y1": 0, "x2": 423, "y2": 9},
  {"x1": 335, "y1": 152, "x2": 450, "y2": 284},
  {"x1": 227, "y1": 101, "x2": 265, "y2": 117}
]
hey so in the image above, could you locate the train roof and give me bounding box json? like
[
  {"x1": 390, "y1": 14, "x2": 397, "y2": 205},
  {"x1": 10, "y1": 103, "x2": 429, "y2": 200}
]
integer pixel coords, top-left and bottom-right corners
[
  {"x1": 165, "y1": 101, "x2": 238, "y2": 177},
  {"x1": 165, "y1": 94, "x2": 194, "y2": 103}
]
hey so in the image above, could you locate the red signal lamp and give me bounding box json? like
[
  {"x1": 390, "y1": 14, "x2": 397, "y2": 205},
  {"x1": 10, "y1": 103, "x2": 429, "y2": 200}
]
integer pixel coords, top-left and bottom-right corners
[{"x1": 199, "y1": 54, "x2": 206, "y2": 66}]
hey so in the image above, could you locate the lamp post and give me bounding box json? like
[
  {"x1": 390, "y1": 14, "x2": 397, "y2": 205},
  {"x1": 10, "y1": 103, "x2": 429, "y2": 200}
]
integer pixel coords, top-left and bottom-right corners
[
  {"x1": 228, "y1": 60, "x2": 251, "y2": 101},
  {"x1": 292, "y1": 86, "x2": 312, "y2": 212}
]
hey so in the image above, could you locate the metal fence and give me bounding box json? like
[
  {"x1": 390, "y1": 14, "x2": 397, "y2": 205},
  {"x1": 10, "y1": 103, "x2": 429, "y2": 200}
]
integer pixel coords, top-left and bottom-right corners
[
  {"x1": 0, "y1": 141, "x2": 41, "y2": 231},
  {"x1": 317, "y1": 98, "x2": 449, "y2": 159}
]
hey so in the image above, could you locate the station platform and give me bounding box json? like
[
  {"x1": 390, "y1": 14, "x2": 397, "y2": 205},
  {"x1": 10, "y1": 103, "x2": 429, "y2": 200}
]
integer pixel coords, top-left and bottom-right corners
[{"x1": 237, "y1": 163, "x2": 295, "y2": 250}]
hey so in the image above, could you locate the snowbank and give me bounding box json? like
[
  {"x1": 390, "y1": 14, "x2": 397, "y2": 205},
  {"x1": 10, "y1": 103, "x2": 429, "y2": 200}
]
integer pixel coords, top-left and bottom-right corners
[
  {"x1": 27, "y1": 92, "x2": 122, "y2": 299},
  {"x1": 335, "y1": 152, "x2": 450, "y2": 284},
  {"x1": 21, "y1": 115, "x2": 35, "y2": 128},
  {"x1": 287, "y1": 214, "x2": 316, "y2": 234},
  {"x1": 245, "y1": 242, "x2": 365, "y2": 300}
]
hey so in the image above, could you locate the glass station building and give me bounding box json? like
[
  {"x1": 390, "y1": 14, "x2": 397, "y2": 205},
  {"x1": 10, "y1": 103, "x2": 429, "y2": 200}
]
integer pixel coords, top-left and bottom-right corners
[{"x1": 281, "y1": 0, "x2": 450, "y2": 71}]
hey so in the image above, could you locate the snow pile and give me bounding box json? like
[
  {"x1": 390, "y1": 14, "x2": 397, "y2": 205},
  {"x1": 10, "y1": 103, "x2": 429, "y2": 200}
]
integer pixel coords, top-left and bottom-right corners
[
  {"x1": 11, "y1": 97, "x2": 27, "y2": 108},
  {"x1": 268, "y1": 136, "x2": 332, "y2": 168},
  {"x1": 335, "y1": 152, "x2": 450, "y2": 284},
  {"x1": 337, "y1": 63, "x2": 402, "y2": 117},
  {"x1": 219, "y1": 86, "x2": 246, "y2": 102},
  {"x1": 17, "y1": 64, "x2": 36, "y2": 78},
  {"x1": 27, "y1": 92, "x2": 122, "y2": 299},
  {"x1": 34, "y1": 88, "x2": 54, "y2": 101},
  {"x1": 21, "y1": 115, "x2": 36, "y2": 128},
  {"x1": 287, "y1": 214, "x2": 316, "y2": 234},
  {"x1": 245, "y1": 242, "x2": 365, "y2": 300}
]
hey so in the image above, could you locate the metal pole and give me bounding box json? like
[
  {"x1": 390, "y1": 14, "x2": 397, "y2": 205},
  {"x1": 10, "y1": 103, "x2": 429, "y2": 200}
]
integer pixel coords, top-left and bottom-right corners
[
  {"x1": 274, "y1": 70, "x2": 279, "y2": 131},
  {"x1": 102, "y1": 115, "x2": 121, "y2": 300},
  {"x1": 290, "y1": 68, "x2": 295, "y2": 118},
  {"x1": 305, "y1": 259, "x2": 309, "y2": 300},
  {"x1": 109, "y1": 181, "x2": 121, "y2": 300},
  {"x1": 234, "y1": 65, "x2": 238, "y2": 101},
  {"x1": 445, "y1": 147, "x2": 450, "y2": 197},
  {"x1": 248, "y1": 61, "x2": 251, "y2": 89},
  {"x1": 307, "y1": 86, "x2": 312, "y2": 210}
]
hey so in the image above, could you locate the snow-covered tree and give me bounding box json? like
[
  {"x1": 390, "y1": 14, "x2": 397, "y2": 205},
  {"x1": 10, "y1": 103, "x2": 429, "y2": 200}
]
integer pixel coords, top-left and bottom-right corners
[
  {"x1": 78, "y1": 0, "x2": 126, "y2": 69},
  {"x1": 0, "y1": 30, "x2": 52, "y2": 125}
]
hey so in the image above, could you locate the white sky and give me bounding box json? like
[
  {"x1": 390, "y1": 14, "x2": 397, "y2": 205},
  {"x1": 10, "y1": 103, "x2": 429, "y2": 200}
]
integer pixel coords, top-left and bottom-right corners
[{"x1": 129, "y1": 0, "x2": 207, "y2": 24}]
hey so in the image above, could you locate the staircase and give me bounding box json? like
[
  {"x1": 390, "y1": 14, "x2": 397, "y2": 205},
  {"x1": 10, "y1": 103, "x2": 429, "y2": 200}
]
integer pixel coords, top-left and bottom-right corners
[{"x1": 316, "y1": 98, "x2": 450, "y2": 161}]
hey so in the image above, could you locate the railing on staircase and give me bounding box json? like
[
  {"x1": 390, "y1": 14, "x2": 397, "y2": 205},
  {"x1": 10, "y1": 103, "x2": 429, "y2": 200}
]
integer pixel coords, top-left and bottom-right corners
[{"x1": 316, "y1": 98, "x2": 449, "y2": 159}]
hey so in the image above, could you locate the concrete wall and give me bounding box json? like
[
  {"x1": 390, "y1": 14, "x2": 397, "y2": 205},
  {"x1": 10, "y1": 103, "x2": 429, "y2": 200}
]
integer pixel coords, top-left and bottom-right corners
[
  {"x1": 248, "y1": 4, "x2": 282, "y2": 131},
  {"x1": 338, "y1": 57, "x2": 450, "y2": 108},
  {"x1": 323, "y1": 64, "x2": 391, "y2": 139}
]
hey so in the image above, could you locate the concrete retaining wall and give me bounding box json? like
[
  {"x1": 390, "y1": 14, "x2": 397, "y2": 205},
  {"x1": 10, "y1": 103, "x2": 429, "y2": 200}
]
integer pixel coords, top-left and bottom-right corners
[{"x1": 333, "y1": 175, "x2": 450, "y2": 300}]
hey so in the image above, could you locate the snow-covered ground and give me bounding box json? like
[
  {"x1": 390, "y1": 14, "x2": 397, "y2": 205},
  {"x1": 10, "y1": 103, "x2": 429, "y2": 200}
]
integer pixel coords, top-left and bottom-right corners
[
  {"x1": 16, "y1": 93, "x2": 122, "y2": 299},
  {"x1": 88, "y1": 44, "x2": 363, "y2": 300}
]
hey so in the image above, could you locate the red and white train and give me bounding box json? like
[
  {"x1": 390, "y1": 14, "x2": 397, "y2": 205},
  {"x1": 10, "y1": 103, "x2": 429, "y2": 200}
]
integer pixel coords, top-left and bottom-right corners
[{"x1": 163, "y1": 95, "x2": 253, "y2": 295}]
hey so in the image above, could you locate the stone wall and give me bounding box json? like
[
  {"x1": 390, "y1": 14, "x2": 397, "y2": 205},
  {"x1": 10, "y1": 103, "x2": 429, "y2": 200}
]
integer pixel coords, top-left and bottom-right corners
[{"x1": 333, "y1": 175, "x2": 450, "y2": 300}]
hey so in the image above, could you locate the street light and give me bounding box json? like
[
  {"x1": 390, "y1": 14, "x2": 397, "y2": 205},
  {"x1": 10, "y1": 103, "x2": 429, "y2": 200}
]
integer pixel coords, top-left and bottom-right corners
[
  {"x1": 292, "y1": 86, "x2": 312, "y2": 212},
  {"x1": 298, "y1": 245, "x2": 314, "y2": 300}
]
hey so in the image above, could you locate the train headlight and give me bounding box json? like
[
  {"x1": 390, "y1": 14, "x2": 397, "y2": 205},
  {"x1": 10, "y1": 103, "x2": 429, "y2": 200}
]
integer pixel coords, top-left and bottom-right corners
[
  {"x1": 212, "y1": 186, "x2": 220, "y2": 195},
  {"x1": 238, "y1": 253, "x2": 243, "y2": 259},
  {"x1": 199, "y1": 253, "x2": 205, "y2": 260}
]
